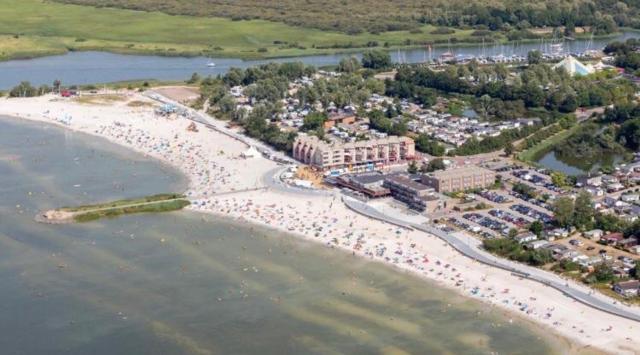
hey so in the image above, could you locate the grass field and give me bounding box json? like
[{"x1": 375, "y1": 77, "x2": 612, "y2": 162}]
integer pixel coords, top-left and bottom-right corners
[{"x1": 0, "y1": 0, "x2": 480, "y2": 61}]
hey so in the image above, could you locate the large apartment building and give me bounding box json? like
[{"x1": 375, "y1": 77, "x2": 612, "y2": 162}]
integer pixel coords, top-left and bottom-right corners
[
  {"x1": 293, "y1": 133, "x2": 415, "y2": 172},
  {"x1": 421, "y1": 166, "x2": 495, "y2": 193}
]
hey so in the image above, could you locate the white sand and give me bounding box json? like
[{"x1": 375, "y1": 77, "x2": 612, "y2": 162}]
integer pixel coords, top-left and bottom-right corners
[{"x1": 2, "y1": 93, "x2": 639, "y2": 354}]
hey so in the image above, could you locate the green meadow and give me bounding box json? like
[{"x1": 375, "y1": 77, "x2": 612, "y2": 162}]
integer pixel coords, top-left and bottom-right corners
[{"x1": 0, "y1": 0, "x2": 477, "y2": 60}]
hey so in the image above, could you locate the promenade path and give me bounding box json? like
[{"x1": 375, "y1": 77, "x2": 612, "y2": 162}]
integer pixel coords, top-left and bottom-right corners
[{"x1": 343, "y1": 196, "x2": 640, "y2": 323}]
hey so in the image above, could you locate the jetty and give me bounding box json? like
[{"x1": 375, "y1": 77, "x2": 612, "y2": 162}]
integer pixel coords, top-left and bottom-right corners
[{"x1": 36, "y1": 193, "x2": 190, "y2": 224}]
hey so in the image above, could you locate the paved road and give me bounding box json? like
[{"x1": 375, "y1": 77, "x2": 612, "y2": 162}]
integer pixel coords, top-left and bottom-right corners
[
  {"x1": 344, "y1": 197, "x2": 640, "y2": 323},
  {"x1": 261, "y1": 166, "x2": 335, "y2": 197}
]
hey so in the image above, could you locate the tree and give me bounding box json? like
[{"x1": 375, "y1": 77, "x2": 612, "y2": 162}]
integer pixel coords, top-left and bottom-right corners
[
  {"x1": 595, "y1": 213, "x2": 627, "y2": 233},
  {"x1": 504, "y1": 142, "x2": 514, "y2": 156},
  {"x1": 618, "y1": 118, "x2": 640, "y2": 150},
  {"x1": 244, "y1": 104, "x2": 270, "y2": 138},
  {"x1": 337, "y1": 56, "x2": 361, "y2": 73},
  {"x1": 301, "y1": 112, "x2": 326, "y2": 131},
  {"x1": 415, "y1": 133, "x2": 445, "y2": 156},
  {"x1": 223, "y1": 67, "x2": 245, "y2": 87},
  {"x1": 559, "y1": 94, "x2": 578, "y2": 113},
  {"x1": 573, "y1": 190, "x2": 595, "y2": 230},
  {"x1": 407, "y1": 161, "x2": 418, "y2": 174},
  {"x1": 277, "y1": 62, "x2": 306, "y2": 80},
  {"x1": 9, "y1": 81, "x2": 38, "y2": 98},
  {"x1": 631, "y1": 260, "x2": 640, "y2": 278},
  {"x1": 625, "y1": 219, "x2": 640, "y2": 238},
  {"x1": 361, "y1": 50, "x2": 391, "y2": 70},
  {"x1": 425, "y1": 158, "x2": 446, "y2": 172},
  {"x1": 550, "y1": 172, "x2": 568, "y2": 188},
  {"x1": 216, "y1": 95, "x2": 236, "y2": 115},
  {"x1": 587, "y1": 264, "x2": 614, "y2": 283},
  {"x1": 477, "y1": 94, "x2": 493, "y2": 118},
  {"x1": 508, "y1": 228, "x2": 518, "y2": 238},
  {"x1": 564, "y1": 20, "x2": 575, "y2": 37},
  {"x1": 513, "y1": 182, "x2": 537, "y2": 199},
  {"x1": 186, "y1": 72, "x2": 201, "y2": 84},
  {"x1": 527, "y1": 50, "x2": 542, "y2": 65},
  {"x1": 529, "y1": 220, "x2": 544, "y2": 237},
  {"x1": 553, "y1": 196, "x2": 574, "y2": 228}
]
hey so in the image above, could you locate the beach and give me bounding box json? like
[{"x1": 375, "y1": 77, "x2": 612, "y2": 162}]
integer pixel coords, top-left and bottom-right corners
[{"x1": 2, "y1": 92, "x2": 639, "y2": 354}]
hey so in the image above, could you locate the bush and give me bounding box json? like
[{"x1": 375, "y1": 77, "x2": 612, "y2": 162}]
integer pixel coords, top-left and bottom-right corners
[{"x1": 430, "y1": 27, "x2": 455, "y2": 35}]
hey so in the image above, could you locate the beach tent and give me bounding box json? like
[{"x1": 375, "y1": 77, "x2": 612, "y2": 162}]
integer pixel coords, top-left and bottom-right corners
[
  {"x1": 241, "y1": 146, "x2": 260, "y2": 159},
  {"x1": 553, "y1": 56, "x2": 594, "y2": 76}
]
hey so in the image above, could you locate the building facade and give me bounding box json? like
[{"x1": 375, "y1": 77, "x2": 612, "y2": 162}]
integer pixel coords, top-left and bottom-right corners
[
  {"x1": 421, "y1": 166, "x2": 495, "y2": 193},
  {"x1": 293, "y1": 133, "x2": 415, "y2": 172}
]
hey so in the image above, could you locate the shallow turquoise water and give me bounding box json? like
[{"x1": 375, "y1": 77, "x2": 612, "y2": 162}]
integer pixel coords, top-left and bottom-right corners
[{"x1": 0, "y1": 116, "x2": 564, "y2": 354}]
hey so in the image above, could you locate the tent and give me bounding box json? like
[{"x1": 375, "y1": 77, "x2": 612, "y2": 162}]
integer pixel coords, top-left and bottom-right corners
[
  {"x1": 552, "y1": 56, "x2": 594, "y2": 76},
  {"x1": 241, "y1": 146, "x2": 260, "y2": 159}
]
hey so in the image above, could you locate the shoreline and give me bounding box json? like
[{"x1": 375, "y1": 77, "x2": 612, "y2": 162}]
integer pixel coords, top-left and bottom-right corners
[
  {"x1": 1, "y1": 94, "x2": 639, "y2": 354},
  {"x1": 186, "y1": 208, "x2": 581, "y2": 354}
]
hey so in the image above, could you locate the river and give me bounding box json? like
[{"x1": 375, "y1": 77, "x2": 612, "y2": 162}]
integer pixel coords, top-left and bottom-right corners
[
  {"x1": 0, "y1": 116, "x2": 570, "y2": 353},
  {"x1": 0, "y1": 31, "x2": 639, "y2": 90}
]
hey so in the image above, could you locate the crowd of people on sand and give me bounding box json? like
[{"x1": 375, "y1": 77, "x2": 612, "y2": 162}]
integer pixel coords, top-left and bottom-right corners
[
  {"x1": 93, "y1": 122, "x2": 240, "y2": 196},
  {"x1": 3, "y1": 93, "x2": 635, "y2": 352}
]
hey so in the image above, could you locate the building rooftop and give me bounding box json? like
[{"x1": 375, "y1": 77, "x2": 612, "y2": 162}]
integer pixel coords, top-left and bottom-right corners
[
  {"x1": 615, "y1": 280, "x2": 640, "y2": 290},
  {"x1": 427, "y1": 165, "x2": 493, "y2": 178},
  {"x1": 347, "y1": 172, "x2": 389, "y2": 185},
  {"x1": 385, "y1": 174, "x2": 432, "y2": 192}
]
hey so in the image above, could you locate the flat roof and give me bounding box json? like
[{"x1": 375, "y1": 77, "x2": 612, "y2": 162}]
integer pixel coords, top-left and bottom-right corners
[
  {"x1": 428, "y1": 166, "x2": 494, "y2": 178},
  {"x1": 346, "y1": 172, "x2": 388, "y2": 185},
  {"x1": 385, "y1": 174, "x2": 432, "y2": 191}
]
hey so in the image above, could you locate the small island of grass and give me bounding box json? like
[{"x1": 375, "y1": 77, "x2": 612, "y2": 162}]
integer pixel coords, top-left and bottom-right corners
[{"x1": 37, "y1": 193, "x2": 190, "y2": 223}]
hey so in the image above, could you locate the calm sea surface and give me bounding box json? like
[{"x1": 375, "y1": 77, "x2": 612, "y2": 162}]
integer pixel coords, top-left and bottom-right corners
[{"x1": 0, "y1": 116, "x2": 565, "y2": 354}]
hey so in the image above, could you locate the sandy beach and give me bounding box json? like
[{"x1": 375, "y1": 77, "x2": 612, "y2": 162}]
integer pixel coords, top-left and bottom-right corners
[{"x1": 2, "y1": 93, "x2": 639, "y2": 354}]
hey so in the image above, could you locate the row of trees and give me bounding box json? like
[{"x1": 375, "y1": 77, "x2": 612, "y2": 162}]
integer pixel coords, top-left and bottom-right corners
[
  {"x1": 483, "y1": 237, "x2": 553, "y2": 266},
  {"x1": 6, "y1": 79, "x2": 65, "y2": 98},
  {"x1": 407, "y1": 158, "x2": 446, "y2": 174}
]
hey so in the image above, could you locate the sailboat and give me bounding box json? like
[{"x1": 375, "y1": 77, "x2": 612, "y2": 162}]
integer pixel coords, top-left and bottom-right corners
[{"x1": 438, "y1": 39, "x2": 455, "y2": 63}]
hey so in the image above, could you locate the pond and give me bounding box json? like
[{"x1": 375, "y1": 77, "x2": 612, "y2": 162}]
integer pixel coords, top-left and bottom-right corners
[{"x1": 536, "y1": 149, "x2": 625, "y2": 176}]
